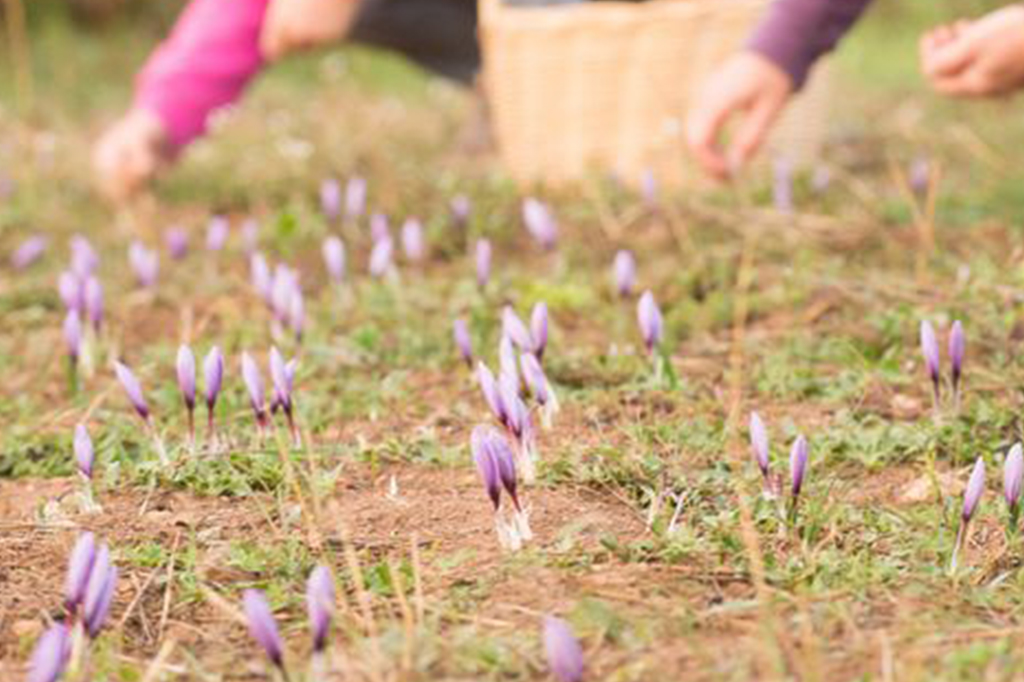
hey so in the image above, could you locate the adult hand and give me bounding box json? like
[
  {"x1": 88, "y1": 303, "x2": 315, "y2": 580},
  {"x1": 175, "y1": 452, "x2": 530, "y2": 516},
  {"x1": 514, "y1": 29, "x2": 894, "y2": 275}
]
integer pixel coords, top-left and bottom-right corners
[
  {"x1": 920, "y1": 6, "x2": 1024, "y2": 97},
  {"x1": 260, "y1": 0, "x2": 360, "y2": 61},
  {"x1": 685, "y1": 51, "x2": 793, "y2": 180}
]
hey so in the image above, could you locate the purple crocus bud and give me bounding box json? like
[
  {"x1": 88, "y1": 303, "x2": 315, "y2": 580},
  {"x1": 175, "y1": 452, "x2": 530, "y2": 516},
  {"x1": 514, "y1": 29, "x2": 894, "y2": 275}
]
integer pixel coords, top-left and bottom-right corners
[
  {"x1": 63, "y1": 310, "x2": 82, "y2": 361},
  {"x1": 74, "y1": 424, "x2": 94, "y2": 479},
  {"x1": 177, "y1": 345, "x2": 197, "y2": 411},
  {"x1": 772, "y1": 157, "x2": 793, "y2": 213},
  {"x1": 531, "y1": 302, "x2": 549, "y2": 360},
  {"x1": 241, "y1": 352, "x2": 267, "y2": 424},
  {"x1": 475, "y1": 239, "x2": 491, "y2": 288},
  {"x1": 909, "y1": 157, "x2": 930, "y2": 196},
  {"x1": 64, "y1": 532, "x2": 96, "y2": 612},
  {"x1": 520, "y1": 352, "x2": 550, "y2": 405},
  {"x1": 164, "y1": 227, "x2": 189, "y2": 260},
  {"x1": 543, "y1": 616, "x2": 584, "y2": 682},
  {"x1": 502, "y1": 307, "x2": 533, "y2": 351},
  {"x1": 10, "y1": 234, "x2": 47, "y2": 270},
  {"x1": 789, "y1": 435, "x2": 809, "y2": 498},
  {"x1": 613, "y1": 250, "x2": 636, "y2": 298},
  {"x1": 1005, "y1": 444, "x2": 1023, "y2": 510},
  {"x1": 320, "y1": 177, "x2": 342, "y2": 221},
  {"x1": 128, "y1": 241, "x2": 159, "y2": 289},
  {"x1": 250, "y1": 253, "x2": 272, "y2": 304},
  {"x1": 206, "y1": 215, "x2": 229, "y2": 251},
  {"x1": 749, "y1": 412, "x2": 769, "y2": 478},
  {"x1": 950, "y1": 320, "x2": 965, "y2": 398},
  {"x1": 499, "y1": 336, "x2": 520, "y2": 391},
  {"x1": 637, "y1": 291, "x2": 663, "y2": 354},
  {"x1": 271, "y1": 265, "x2": 296, "y2": 321},
  {"x1": 70, "y1": 235, "x2": 98, "y2": 277},
  {"x1": 114, "y1": 361, "x2": 149, "y2": 421},
  {"x1": 58, "y1": 271, "x2": 83, "y2": 313},
  {"x1": 288, "y1": 287, "x2": 305, "y2": 340},
  {"x1": 306, "y1": 564, "x2": 335, "y2": 653},
  {"x1": 920, "y1": 320, "x2": 940, "y2": 394},
  {"x1": 369, "y1": 236, "x2": 394, "y2": 278},
  {"x1": 26, "y1": 624, "x2": 71, "y2": 682},
  {"x1": 471, "y1": 425, "x2": 502, "y2": 510},
  {"x1": 321, "y1": 236, "x2": 346, "y2": 283},
  {"x1": 963, "y1": 457, "x2": 986, "y2": 522},
  {"x1": 370, "y1": 213, "x2": 390, "y2": 243},
  {"x1": 269, "y1": 346, "x2": 292, "y2": 414},
  {"x1": 522, "y1": 198, "x2": 558, "y2": 249},
  {"x1": 243, "y1": 589, "x2": 285, "y2": 669},
  {"x1": 477, "y1": 362, "x2": 507, "y2": 426},
  {"x1": 345, "y1": 176, "x2": 367, "y2": 221},
  {"x1": 83, "y1": 276, "x2": 103, "y2": 332},
  {"x1": 83, "y1": 543, "x2": 117, "y2": 638},
  {"x1": 451, "y1": 195, "x2": 471, "y2": 227},
  {"x1": 203, "y1": 346, "x2": 224, "y2": 410},
  {"x1": 401, "y1": 217, "x2": 426, "y2": 261},
  {"x1": 453, "y1": 318, "x2": 473, "y2": 368},
  {"x1": 489, "y1": 429, "x2": 520, "y2": 509}
]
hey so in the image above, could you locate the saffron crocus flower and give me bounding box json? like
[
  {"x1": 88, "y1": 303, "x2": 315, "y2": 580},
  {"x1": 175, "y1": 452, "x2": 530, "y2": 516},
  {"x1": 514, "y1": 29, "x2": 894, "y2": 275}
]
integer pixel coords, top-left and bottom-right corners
[
  {"x1": 369, "y1": 236, "x2": 394, "y2": 278},
  {"x1": 613, "y1": 250, "x2": 636, "y2": 297},
  {"x1": 637, "y1": 291, "x2": 663, "y2": 354},
  {"x1": 521, "y1": 352, "x2": 559, "y2": 429},
  {"x1": 206, "y1": 215, "x2": 229, "y2": 251},
  {"x1": 270, "y1": 347, "x2": 300, "y2": 446},
  {"x1": 475, "y1": 238, "x2": 492, "y2": 288},
  {"x1": 789, "y1": 436, "x2": 809, "y2": 498},
  {"x1": 250, "y1": 253, "x2": 272, "y2": 305},
  {"x1": 472, "y1": 425, "x2": 524, "y2": 549},
  {"x1": 164, "y1": 227, "x2": 189, "y2": 260},
  {"x1": 500, "y1": 379, "x2": 538, "y2": 483},
  {"x1": 178, "y1": 345, "x2": 197, "y2": 445},
  {"x1": 499, "y1": 336, "x2": 520, "y2": 392},
  {"x1": 128, "y1": 242, "x2": 159, "y2": 289},
  {"x1": 270, "y1": 264, "x2": 295, "y2": 323},
  {"x1": 70, "y1": 235, "x2": 98, "y2": 277},
  {"x1": 453, "y1": 318, "x2": 473, "y2": 368},
  {"x1": 241, "y1": 352, "x2": 269, "y2": 437},
  {"x1": 531, "y1": 302, "x2": 549, "y2": 361},
  {"x1": 243, "y1": 589, "x2": 285, "y2": 670},
  {"x1": 58, "y1": 271, "x2": 83, "y2": 313},
  {"x1": 64, "y1": 532, "x2": 96, "y2": 614},
  {"x1": 288, "y1": 286, "x2": 305, "y2": 342},
  {"x1": 772, "y1": 156, "x2": 793, "y2": 213},
  {"x1": 952, "y1": 457, "x2": 986, "y2": 573},
  {"x1": 320, "y1": 177, "x2": 342, "y2": 221},
  {"x1": 83, "y1": 277, "x2": 103, "y2": 332},
  {"x1": 25, "y1": 623, "x2": 71, "y2": 682},
  {"x1": 950, "y1": 320, "x2": 965, "y2": 410},
  {"x1": 63, "y1": 310, "x2": 82, "y2": 365},
  {"x1": 401, "y1": 217, "x2": 426, "y2": 261},
  {"x1": 203, "y1": 346, "x2": 224, "y2": 444},
  {"x1": 370, "y1": 213, "x2": 390, "y2": 243},
  {"x1": 477, "y1": 362, "x2": 508, "y2": 426},
  {"x1": 920, "y1": 320, "x2": 941, "y2": 406},
  {"x1": 543, "y1": 616, "x2": 584, "y2": 682},
  {"x1": 749, "y1": 412, "x2": 770, "y2": 482},
  {"x1": 503, "y1": 306, "x2": 533, "y2": 351},
  {"x1": 83, "y1": 543, "x2": 117, "y2": 638},
  {"x1": 306, "y1": 565, "x2": 335, "y2": 654},
  {"x1": 114, "y1": 361, "x2": 149, "y2": 422},
  {"x1": 322, "y1": 236, "x2": 346, "y2": 283},
  {"x1": 74, "y1": 423, "x2": 94, "y2": 480},
  {"x1": 1005, "y1": 444, "x2": 1023, "y2": 532},
  {"x1": 523, "y1": 198, "x2": 558, "y2": 249},
  {"x1": 11, "y1": 234, "x2": 46, "y2": 270},
  {"x1": 345, "y1": 175, "x2": 367, "y2": 222}
]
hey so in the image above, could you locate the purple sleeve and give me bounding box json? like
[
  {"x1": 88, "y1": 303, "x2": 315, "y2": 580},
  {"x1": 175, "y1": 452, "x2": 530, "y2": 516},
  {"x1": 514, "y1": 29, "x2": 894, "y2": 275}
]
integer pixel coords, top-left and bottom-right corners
[{"x1": 747, "y1": 0, "x2": 874, "y2": 88}]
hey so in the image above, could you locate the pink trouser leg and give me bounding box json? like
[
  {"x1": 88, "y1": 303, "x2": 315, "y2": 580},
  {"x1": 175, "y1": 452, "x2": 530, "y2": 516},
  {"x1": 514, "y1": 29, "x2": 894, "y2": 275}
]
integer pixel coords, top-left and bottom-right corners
[{"x1": 134, "y1": 0, "x2": 270, "y2": 150}]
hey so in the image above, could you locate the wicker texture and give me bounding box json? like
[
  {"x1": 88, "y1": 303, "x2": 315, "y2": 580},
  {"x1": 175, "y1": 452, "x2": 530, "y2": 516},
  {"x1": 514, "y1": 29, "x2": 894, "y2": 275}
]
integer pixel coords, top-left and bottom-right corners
[{"x1": 480, "y1": 0, "x2": 832, "y2": 187}]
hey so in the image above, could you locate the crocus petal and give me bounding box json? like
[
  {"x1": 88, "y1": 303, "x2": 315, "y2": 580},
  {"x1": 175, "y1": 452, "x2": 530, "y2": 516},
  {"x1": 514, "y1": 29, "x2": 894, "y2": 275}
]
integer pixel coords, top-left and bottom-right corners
[
  {"x1": 530, "y1": 302, "x2": 549, "y2": 359},
  {"x1": 370, "y1": 213, "x2": 390, "y2": 243},
  {"x1": 306, "y1": 565, "x2": 335, "y2": 653},
  {"x1": 164, "y1": 227, "x2": 189, "y2": 259},
  {"x1": 241, "y1": 353, "x2": 265, "y2": 416},
  {"x1": 11, "y1": 235, "x2": 47, "y2": 270},
  {"x1": 520, "y1": 352, "x2": 550, "y2": 405},
  {"x1": 70, "y1": 235, "x2": 98, "y2": 277},
  {"x1": 522, "y1": 198, "x2": 558, "y2": 249},
  {"x1": 475, "y1": 239, "x2": 492, "y2": 288},
  {"x1": 949, "y1": 320, "x2": 965, "y2": 389},
  {"x1": 920, "y1": 320, "x2": 940, "y2": 385},
  {"x1": 789, "y1": 436, "x2": 809, "y2": 498},
  {"x1": 26, "y1": 624, "x2": 71, "y2": 682},
  {"x1": 1005, "y1": 444, "x2": 1023, "y2": 509},
  {"x1": 613, "y1": 250, "x2": 636, "y2": 297},
  {"x1": 269, "y1": 347, "x2": 292, "y2": 412},
  {"x1": 206, "y1": 216, "x2": 229, "y2": 251},
  {"x1": 401, "y1": 217, "x2": 426, "y2": 261},
  {"x1": 64, "y1": 532, "x2": 96, "y2": 610},
  {"x1": 58, "y1": 271, "x2": 83, "y2": 313},
  {"x1": 321, "y1": 177, "x2": 341, "y2": 220},
  {"x1": 345, "y1": 176, "x2": 367, "y2": 220},
  {"x1": 244, "y1": 590, "x2": 284, "y2": 667},
  {"x1": 83, "y1": 277, "x2": 104, "y2": 331},
  {"x1": 74, "y1": 424, "x2": 94, "y2": 479},
  {"x1": 637, "y1": 291, "x2": 663, "y2": 353},
  {"x1": 322, "y1": 236, "x2": 346, "y2": 283},
  {"x1": 471, "y1": 425, "x2": 502, "y2": 510},
  {"x1": 749, "y1": 412, "x2": 769, "y2": 477},
  {"x1": 963, "y1": 457, "x2": 986, "y2": 522},
  {"x1": 63, "y1": 311, "x2": 82, "y2": 360},
  {"x1": 477, "y1": 362, "x2": 507, "y2": 425},
  {"x1": 177, "y1": 345, "x2": 197, "y2": 410},
  {"x1": 83, "y1": 544, "x2": 117, "y2": 638},
  {"x1": 368, "y1": 237, "x2": 394, "y2": 278},
  {"x1": 203, "y1": 347, "x2": 224, "y2": 409},
  {"x1": 453, "y1": 318, "x2": 473, "y2": 367},
  {"x1": 502, "y1": 307, "x2": 533, "y2": 351},
  {"x1": 114, "y1": 362, "x2": 149, "y2": 420},
  {"x1": 543, "y1": 616, "x2": 584, "y2": 682},
  {"x1": 250, "y1": 253, "x2": 272, "y2": 304}
]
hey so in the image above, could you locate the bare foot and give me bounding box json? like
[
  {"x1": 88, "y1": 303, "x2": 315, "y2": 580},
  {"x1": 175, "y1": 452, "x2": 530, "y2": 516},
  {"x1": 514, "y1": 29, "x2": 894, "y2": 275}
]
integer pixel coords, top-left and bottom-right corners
[{"x1": 92, "y1": 108, "x2": 168, "y2": 202}]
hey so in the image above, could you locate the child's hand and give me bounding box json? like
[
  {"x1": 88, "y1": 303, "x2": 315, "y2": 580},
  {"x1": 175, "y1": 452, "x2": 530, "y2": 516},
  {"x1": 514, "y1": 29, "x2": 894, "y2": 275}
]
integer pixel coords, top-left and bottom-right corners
[
  {"x1": 92, "y1": 109, "x2": 168, "y2": 202},
  {"x1": 920, "y1": 6, "x2": 1024, "y2": 97},
  {"x1": 260, "y1": 0, "x2": 360, "y2": 61},
  {"x1": 685, "y1": 52, "x2": 793, "y2": 180}
]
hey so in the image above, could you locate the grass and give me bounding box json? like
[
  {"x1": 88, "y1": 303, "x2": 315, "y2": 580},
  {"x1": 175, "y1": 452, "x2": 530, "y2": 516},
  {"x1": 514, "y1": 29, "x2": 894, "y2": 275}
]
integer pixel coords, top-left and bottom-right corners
[{"x1": 6, "y1": 0, "x2": 1024, "y2": 680}]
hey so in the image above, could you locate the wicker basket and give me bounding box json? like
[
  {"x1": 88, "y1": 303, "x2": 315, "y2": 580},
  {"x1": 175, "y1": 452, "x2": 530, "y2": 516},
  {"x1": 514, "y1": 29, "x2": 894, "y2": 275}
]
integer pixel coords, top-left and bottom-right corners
[{"x1": 479, "y1": 0, "x2": 832, "y2": 187}]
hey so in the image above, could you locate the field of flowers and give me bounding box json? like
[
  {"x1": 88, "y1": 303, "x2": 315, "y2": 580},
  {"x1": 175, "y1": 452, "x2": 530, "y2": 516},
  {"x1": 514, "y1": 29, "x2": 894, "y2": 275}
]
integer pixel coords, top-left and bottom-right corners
[{"x1": 6, "y1": 2, "x2": 1024, "y2": 681}]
